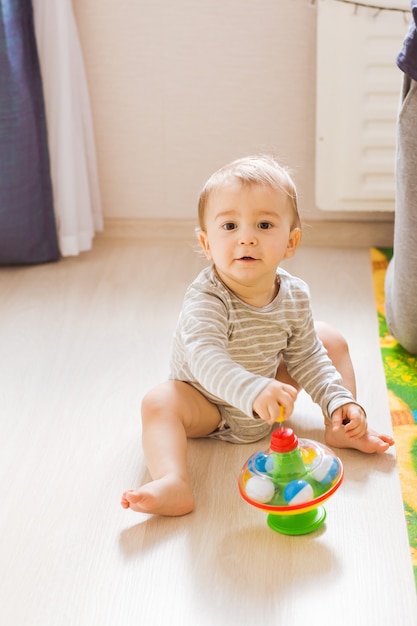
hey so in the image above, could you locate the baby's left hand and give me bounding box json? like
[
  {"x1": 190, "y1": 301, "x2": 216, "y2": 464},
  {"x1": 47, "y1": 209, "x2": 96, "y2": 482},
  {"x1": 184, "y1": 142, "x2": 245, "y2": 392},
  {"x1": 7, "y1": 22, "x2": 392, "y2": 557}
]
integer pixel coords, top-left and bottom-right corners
[{"x1": 331, "y1": 402, "x2": 367, "y2": 439}]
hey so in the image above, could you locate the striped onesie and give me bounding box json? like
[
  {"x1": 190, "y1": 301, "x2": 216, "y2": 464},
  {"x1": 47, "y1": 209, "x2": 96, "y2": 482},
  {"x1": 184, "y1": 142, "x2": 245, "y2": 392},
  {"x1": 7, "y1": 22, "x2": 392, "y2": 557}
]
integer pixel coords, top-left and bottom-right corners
[{"x1": 169, "y1": 265, "x2": 355, "y2": 443}]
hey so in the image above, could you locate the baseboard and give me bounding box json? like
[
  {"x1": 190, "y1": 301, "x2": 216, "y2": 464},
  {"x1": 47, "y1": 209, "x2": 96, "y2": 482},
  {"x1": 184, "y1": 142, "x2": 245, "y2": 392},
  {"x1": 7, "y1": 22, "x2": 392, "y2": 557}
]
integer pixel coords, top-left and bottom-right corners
[
  {"x1": 98, "y1": 218, "x2": 198, "y2": 241},
  {"x1": 299, "y1": 219, "x2": 394, "y2": 248},
  {"x1": 98, "y1": 218, "x2": 394, "y2": 248}
]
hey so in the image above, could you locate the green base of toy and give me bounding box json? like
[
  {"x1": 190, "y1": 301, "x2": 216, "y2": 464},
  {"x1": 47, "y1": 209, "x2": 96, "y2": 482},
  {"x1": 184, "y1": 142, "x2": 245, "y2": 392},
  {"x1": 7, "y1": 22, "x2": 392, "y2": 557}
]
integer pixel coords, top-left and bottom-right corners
[{"x1": 267, "y1": 506, "x2": 326, "y2": 535}]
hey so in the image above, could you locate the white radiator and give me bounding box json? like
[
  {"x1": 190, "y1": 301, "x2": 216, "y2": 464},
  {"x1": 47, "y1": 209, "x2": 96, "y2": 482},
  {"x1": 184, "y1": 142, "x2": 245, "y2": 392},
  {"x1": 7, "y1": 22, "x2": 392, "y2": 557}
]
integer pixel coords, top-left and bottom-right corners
[{"x1": 315, "y1": 0, "x2": 409, "y2": 212}]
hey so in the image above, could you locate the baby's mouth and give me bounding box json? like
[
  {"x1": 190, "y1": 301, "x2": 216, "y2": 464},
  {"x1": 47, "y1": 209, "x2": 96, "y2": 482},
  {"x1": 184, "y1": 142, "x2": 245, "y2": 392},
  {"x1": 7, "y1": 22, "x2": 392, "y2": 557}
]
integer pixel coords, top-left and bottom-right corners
[{"x1": 238, "y1": 256, "x2": 256, "y2": 261}]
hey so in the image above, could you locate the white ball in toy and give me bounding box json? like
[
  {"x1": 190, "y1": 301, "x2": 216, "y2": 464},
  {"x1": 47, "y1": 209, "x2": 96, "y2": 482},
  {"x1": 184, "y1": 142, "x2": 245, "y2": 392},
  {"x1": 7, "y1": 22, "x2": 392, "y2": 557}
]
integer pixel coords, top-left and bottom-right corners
[{"x1": 245, "y1": 476, "x2": 275, "y2": 503}]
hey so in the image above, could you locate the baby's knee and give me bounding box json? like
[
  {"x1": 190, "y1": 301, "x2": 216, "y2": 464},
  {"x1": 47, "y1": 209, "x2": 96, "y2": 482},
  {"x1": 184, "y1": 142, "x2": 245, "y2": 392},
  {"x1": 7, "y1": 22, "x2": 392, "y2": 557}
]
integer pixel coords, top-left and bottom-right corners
[
  {"x1": 141, "y1": 382, "x2": 175, "y2": 423},
  {"x1": 140, "y1": 380, "x2": 191, "y2": 424},
  {"x1": 141, "y1": 387, "x2": 163, "y2": 419},
  {"x1": 315, "y1": 321, "x2": 349, "y2": 357}
]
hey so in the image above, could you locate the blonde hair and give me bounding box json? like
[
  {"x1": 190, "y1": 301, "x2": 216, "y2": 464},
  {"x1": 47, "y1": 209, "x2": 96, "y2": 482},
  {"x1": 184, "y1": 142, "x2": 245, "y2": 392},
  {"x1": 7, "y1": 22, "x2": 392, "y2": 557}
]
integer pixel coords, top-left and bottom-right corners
[{"x1": 197, "y1": 154, "x2": 301, "y2": 230}]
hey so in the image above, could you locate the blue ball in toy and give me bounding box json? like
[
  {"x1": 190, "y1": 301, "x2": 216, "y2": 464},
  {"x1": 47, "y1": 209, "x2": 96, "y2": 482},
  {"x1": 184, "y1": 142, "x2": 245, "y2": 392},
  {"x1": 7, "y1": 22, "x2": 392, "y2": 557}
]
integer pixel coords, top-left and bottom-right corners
[
  {"x1": 248, "y1": 452, "x2": 270, "y2": 474},
  {"x1": 284, "y1": 479, "x2": 314, "y2": 505},
  {"x1": 310, "y1": 456, "x2": 339, "y2": 485}
]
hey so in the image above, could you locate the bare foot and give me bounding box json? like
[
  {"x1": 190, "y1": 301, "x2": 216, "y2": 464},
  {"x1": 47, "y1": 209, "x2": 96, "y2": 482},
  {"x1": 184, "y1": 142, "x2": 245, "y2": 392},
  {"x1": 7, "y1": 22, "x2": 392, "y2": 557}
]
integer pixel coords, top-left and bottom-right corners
[
  {"x1": 325, "y1": 425, "x2": 394, "y2": 454},
  {"x1": 121, "y1": 474, "x2": 195, "y2": 516}
]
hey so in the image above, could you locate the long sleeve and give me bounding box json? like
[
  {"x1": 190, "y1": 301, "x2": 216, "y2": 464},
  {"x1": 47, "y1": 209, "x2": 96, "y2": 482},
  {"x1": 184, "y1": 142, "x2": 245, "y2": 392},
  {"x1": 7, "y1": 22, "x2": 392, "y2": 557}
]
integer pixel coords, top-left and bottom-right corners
[
  {"x1": 170, "y1": 284, "x2": 271, "y2": 417},
  {"x1": 281, "y1": 298, "x2": 355, "y2": 419}
]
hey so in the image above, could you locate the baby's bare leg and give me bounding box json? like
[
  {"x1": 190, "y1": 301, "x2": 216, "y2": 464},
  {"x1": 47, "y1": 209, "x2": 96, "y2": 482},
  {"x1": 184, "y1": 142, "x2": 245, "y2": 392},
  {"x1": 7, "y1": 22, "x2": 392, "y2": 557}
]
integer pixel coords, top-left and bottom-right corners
[
  {"x1": 276, "y1": 322, "x2": 394, "y2": 453},
  {"x1": 315, "y1": 322, "x2": 394, "y2": 453},
  {"x1": 121, "y1": 380, "x2": 220, "y2": 516}
]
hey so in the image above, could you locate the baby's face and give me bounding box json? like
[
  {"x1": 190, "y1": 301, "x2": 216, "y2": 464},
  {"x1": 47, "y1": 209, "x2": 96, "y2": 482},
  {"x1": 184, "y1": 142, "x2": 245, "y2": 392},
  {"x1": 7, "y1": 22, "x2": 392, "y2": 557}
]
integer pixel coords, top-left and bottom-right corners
[{"x1": 198, "y1": 181, "x2": 300, "y2": 304}]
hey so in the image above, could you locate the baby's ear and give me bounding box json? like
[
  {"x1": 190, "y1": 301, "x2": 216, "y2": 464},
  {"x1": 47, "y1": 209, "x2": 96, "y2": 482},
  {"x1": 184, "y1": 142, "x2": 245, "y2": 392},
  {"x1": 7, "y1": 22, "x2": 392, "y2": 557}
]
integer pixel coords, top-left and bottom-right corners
[
  {"x1": 285, "y1": 227, "x2": 301, "y2": 259},
  {"x1": 198, "y1": 229, "x2": 212, "y2": 259}
]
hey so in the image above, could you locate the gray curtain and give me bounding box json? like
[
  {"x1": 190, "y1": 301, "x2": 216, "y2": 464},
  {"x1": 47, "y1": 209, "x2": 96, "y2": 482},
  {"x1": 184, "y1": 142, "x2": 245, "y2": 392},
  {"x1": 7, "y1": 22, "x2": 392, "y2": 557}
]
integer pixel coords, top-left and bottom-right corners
[{"x1": 0, "y1": 0, "x2": 59, "y2": 264}]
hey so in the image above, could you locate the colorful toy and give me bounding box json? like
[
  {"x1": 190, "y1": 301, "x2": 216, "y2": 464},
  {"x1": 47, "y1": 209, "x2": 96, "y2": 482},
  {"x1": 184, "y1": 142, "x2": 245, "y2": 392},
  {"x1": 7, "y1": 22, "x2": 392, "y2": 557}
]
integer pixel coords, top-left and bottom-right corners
[{"x1": 238, "y1": 426, "x2": 344, "y2": 535}]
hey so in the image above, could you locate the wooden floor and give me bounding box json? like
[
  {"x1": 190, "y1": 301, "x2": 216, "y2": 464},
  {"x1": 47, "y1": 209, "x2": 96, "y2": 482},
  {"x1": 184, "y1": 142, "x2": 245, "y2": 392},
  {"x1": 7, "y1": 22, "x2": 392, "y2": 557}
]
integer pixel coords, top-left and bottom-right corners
[{"x1": 1, "y1": 238, "x2": 416, "y2": 626}]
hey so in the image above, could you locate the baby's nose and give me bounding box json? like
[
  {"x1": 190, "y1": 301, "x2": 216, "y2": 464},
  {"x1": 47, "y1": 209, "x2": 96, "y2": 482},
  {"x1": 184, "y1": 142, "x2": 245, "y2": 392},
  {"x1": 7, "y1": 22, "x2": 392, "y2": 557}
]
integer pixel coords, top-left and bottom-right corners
[{"x1": 239, "y1": 227, "x2": 257, "y2": 245}]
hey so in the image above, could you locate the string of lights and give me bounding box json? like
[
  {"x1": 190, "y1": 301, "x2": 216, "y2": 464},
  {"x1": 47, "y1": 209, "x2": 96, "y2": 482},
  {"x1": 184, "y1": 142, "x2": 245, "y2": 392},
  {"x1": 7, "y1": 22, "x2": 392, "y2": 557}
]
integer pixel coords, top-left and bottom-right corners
[{"x1": 309, "y1": 0, "x2": 411, "y2": 17}]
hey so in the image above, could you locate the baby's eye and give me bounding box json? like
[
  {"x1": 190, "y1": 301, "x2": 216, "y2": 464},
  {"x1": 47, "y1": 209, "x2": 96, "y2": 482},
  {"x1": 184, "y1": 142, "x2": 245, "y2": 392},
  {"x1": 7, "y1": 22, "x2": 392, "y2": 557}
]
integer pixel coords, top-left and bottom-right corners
[
  {"x1": 222, "y1": 222, "x2": 237, "y2": 231},
  {"x1": 258, "y1": 221, "x2": 273, "y2": 230}
]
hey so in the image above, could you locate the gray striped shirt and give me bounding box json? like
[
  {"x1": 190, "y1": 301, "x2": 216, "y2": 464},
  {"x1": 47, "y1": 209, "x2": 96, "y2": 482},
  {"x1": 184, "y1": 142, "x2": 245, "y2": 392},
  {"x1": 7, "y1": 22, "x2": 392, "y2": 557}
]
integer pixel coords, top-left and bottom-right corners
[{"x1": 169, "y1": 265, "x2": 354, "y2": 441}]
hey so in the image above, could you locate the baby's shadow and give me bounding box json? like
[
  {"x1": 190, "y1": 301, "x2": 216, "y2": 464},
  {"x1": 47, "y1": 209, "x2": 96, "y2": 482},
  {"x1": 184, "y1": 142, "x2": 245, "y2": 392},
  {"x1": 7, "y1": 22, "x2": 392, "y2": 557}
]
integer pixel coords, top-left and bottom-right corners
[{"x1": 213, "y1": 525, "x2": 341, "y2": 597}]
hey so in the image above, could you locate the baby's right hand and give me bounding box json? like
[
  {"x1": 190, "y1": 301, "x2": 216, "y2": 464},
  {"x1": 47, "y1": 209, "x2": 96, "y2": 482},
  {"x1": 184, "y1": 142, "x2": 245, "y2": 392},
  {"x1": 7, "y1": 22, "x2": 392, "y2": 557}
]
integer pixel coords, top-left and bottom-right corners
[{"x1": 253, "y1": 381, "x2": 298, "y2": 426}]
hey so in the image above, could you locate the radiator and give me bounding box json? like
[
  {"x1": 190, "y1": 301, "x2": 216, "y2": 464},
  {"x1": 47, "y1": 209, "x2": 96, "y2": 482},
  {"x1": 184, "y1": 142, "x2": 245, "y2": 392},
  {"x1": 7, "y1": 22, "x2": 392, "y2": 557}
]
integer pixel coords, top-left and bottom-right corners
[{"x1": 315, "y1": 0, "x2": 410, "y2": 212}]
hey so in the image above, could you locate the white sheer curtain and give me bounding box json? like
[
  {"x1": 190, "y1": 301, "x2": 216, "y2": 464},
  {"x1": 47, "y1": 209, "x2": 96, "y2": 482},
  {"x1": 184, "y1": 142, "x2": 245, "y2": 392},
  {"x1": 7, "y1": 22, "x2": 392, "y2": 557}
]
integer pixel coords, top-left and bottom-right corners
[{"x1": 33, "y1": 0, "x2": 103, "y2": 256}]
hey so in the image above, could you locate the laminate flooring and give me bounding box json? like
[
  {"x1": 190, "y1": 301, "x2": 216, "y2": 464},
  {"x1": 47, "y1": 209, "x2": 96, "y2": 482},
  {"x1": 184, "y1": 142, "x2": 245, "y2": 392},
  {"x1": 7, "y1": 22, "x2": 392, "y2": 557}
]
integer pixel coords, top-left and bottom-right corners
[{"x1": 1, "y1": 238, "x2": 416, "y2": 626}]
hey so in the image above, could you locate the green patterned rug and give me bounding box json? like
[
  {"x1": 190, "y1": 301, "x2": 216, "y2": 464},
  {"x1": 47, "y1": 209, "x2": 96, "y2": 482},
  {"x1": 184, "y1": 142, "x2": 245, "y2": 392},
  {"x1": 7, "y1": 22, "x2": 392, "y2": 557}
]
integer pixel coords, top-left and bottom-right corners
[{"x1": 371, "y1": 248, "x2": 417, "y2": 591}]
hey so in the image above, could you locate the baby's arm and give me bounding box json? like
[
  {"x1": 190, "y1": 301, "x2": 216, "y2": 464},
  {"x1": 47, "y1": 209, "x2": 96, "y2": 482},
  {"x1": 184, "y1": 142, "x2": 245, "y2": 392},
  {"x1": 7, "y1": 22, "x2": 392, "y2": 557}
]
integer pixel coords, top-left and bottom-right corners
[
  {"x1": 176, "y1": 290, "x2": 279, "y2": 418},
  {"x1": 253, "y1": 380, "x2": 298, "y2": 425},
  {"x1": 331, "y1": 402, "x2": 367, "y2": 439}
]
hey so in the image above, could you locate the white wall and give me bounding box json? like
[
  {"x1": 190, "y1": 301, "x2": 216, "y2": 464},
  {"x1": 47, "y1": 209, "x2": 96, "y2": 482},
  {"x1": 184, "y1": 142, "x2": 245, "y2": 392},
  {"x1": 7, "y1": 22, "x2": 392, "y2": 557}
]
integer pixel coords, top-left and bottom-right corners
[{"x1": 72, "y1": 0, "x2": 395, "y2": 225}]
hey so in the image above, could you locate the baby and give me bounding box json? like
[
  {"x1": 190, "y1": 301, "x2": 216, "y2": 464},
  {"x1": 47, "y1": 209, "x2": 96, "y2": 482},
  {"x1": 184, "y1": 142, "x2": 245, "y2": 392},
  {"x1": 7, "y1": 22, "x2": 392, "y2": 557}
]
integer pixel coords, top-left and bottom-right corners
[{"x1": 121, "y1": 155, "x2": 394, "y2": 516}]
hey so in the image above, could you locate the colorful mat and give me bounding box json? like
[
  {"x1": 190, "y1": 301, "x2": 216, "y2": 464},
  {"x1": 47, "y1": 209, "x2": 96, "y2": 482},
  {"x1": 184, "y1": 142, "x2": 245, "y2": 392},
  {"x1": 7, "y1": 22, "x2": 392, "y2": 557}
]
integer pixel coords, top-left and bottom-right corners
[{"x1": 371, "y1": 248, "x2": 417, "y2": 591}]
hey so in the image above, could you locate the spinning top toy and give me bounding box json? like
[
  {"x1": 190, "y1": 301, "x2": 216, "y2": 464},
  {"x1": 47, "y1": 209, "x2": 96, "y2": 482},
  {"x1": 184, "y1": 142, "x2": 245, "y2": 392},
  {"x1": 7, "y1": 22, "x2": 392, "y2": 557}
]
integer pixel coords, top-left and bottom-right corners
[{"x1": 238, "y1": 425, "x2": 343, "y2": 535}]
